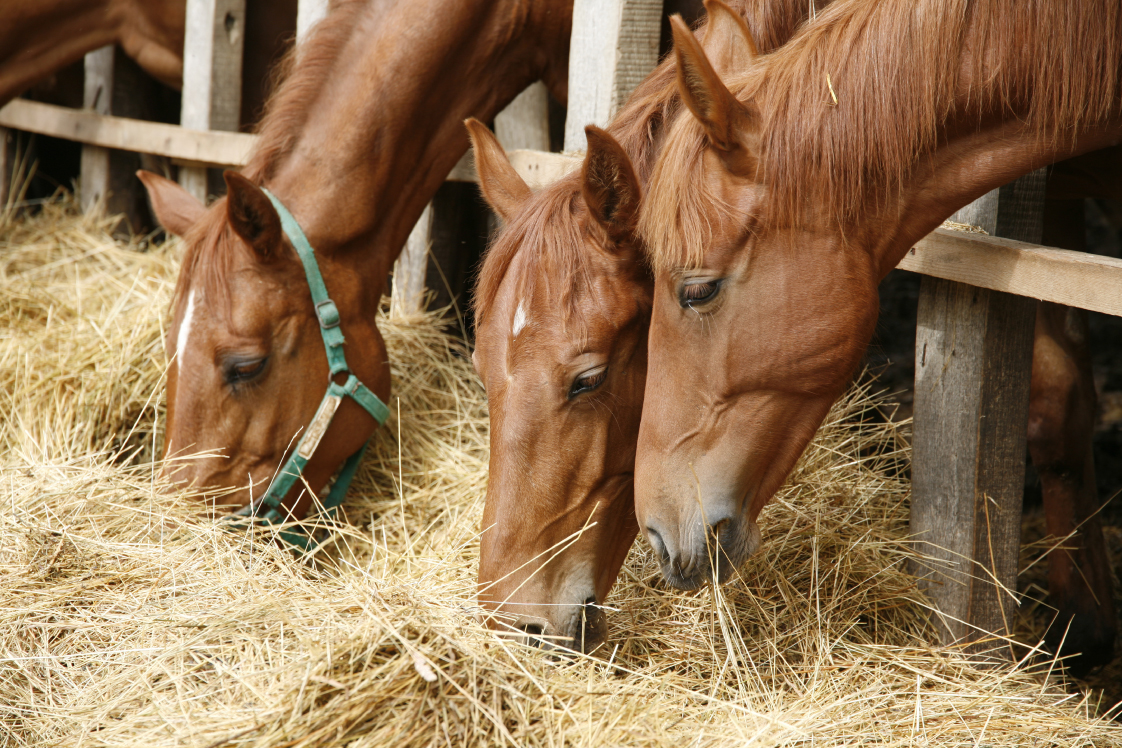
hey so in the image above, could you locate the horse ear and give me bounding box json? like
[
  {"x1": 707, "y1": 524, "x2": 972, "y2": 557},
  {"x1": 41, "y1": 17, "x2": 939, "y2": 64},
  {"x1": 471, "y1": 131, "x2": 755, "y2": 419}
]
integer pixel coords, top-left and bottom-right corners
[
  {"x1": 137, "y1": 170, "x2": 205, "y2": 237},
  {"x1": 465, "y1": 118, "x2": 532, "y2": 222},
  {"x1": 701, "y1": 0, "x2": 758, "y2": 76},
  {"x1": 223, "y1": 171, "x2": 285, "y2": 262},
  {"x1": 581, "y1": 125, "x2": 641, "y2": 248},
  {"x1": 671, "y1": 14, "x2": 758, "y2": 169}
]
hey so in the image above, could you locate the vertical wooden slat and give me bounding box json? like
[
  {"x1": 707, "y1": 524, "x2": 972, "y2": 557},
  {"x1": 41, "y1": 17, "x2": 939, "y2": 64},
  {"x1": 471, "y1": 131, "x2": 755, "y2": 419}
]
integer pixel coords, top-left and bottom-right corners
[
  {"x1": 296, "y1": 0, "x2": 330, "y2": 41},
  {"x1": 391, "y1": 202, "x2": 433, "y2": 316},
  {"x1": 392, "y1": 81, "x2": 552, "y2": 317},
  {"x1": 0, "y1": 127, "x2": 14, "y2": 209},
  {"x1": 562, "y1": 0, "x2": 663, "y2": 151},
  {"x1": 80, "y1": 46, "x2": 115, "y2": 214},
  {"x1": 494, "y1": 82, "x2": 551, "y2": 152},
  {"x1": 179, "y1": 0, "x2": 246, "y2": 202},
  {"x1": 910, "y1": 169, "x2": 1047, "y2": 651}
]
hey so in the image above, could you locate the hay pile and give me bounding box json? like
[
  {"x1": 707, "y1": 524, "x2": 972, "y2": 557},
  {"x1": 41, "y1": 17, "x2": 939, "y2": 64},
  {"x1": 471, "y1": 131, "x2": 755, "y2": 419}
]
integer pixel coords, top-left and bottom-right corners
[{"x1": 1, "y1": 198, "x2": 1119, "y2": 747}]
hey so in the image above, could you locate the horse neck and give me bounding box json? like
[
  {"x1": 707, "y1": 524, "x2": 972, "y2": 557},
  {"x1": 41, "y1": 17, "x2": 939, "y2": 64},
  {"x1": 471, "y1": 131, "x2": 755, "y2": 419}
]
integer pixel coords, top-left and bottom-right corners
[
  {"x1": 252, "y1": 0, "x2": 569, "y2": 284},
  {"x1": 750, "y1": 0, "x2": 1122, "y2": 277}
]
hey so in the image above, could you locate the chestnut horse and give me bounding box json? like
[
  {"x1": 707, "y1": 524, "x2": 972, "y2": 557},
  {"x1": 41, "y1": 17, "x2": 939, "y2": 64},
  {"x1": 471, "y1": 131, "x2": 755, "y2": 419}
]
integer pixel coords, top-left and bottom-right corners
[
  {"x1": 138, "y1": 0, "x2": 572, "y2": 520},
  {"x1": 0, "y1": 0, "x2": 296, "y2": 128},
  {"x1": 636, "y1": 0, "x2": 1120, "y2": 669},
  {"x1": 469, "y1": 0, "x2": 819, "y2": 651}
]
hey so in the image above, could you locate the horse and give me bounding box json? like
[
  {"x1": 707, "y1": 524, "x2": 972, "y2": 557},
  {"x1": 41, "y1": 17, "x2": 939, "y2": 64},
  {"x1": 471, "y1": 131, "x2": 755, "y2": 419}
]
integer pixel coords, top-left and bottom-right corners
[
  {"x1": 0, "y1": 0, "x2": 296, "y2": 128},
  {"x1": 634, "y1": 0, "x2": 1120, "y2": 672},
  {"x1": 468, "y1": 0, "x2": 822, "y2": 652},
  {"x1": 137, "y1": 0, "x2": 574, "y2": 522}
]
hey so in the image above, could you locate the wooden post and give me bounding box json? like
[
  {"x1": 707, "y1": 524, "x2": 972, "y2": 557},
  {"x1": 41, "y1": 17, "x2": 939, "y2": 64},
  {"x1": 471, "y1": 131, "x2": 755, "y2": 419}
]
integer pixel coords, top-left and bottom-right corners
[
  {"x1": 80, "y1": 47, "x2": 114, "y2": 214},
  {"x1": 391, "y1": 82, "x2": 552, "y2": 317},
  {"x1": 179, "y1": 0, "x2": 246, "y2": 202},
  {"x1": 910, "y1": 169, "x2": 1047, "y2": 652},
  {"x1": 390, "y1": 202, "x2": 433, "y2": 316},
  {"x1": 494, "y1": 82, "x2": 551, "y2": 152},
  {"x1": 0, "y1": 126, "x2": 13, "y2": 209},
  {"x1": 563, "y1": 0, "x2": 663, "y2": 151},
  {"x1": 296, "y1": 0, "x2": 329, "y2": 41}
]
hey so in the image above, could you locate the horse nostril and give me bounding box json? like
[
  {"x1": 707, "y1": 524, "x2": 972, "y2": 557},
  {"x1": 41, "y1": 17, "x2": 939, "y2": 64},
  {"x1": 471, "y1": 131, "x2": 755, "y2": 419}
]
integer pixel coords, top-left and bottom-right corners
[
  {"x1": 584, "y1": 595, "x2": 597, "y2": 607},
  {"x1": 518, "y1": 622, "x2": 544, "y2": 648},
  {"x1": 646, "y1": 526, "x2": 668, "y2": 562}
]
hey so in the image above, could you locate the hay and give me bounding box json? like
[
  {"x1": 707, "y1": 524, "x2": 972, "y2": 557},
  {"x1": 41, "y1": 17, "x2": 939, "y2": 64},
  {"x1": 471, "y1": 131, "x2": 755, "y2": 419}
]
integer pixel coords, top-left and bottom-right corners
[{"x1": 1, "y1": 198, "x2": 1120, "y2": 747}]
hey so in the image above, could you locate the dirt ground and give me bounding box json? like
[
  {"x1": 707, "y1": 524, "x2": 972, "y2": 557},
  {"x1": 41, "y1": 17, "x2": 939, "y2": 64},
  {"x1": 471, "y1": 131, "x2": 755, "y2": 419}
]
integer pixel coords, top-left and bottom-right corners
[{"x1": 863, "y1": 198, "x2": 1122, "y2": 709}]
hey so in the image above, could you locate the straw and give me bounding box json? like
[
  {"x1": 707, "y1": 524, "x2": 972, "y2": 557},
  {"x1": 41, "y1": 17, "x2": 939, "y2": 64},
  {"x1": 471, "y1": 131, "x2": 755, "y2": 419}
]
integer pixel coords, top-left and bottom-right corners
[{"x1": 1, "y1": 197, "x2": 1119, "y2": 747}]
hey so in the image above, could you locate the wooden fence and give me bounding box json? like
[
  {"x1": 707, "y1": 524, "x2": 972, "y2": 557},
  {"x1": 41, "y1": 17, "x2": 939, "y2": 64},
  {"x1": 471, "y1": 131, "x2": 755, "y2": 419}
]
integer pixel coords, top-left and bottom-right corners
[{"x1": 1, "y1": 0, "x2": 1118, "y2": 651}]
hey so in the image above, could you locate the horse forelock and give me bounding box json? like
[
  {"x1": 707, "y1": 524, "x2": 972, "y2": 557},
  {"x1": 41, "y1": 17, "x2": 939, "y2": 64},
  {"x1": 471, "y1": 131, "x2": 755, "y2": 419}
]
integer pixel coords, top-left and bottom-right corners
[
  {"x1": 474, "y1": 176, "x2": 596, "y2": 339},
  {"x1": 641, "y1": 0, "x2": 1122, "y2": 271},
  {"x1": 172, "y1": 201, "x2": 238, "y2": 326}
]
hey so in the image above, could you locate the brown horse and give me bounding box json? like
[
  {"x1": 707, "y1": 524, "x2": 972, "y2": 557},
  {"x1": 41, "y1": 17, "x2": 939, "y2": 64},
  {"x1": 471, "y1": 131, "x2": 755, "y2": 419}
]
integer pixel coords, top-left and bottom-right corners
[
  {"x1": 0, "y1": 0, "x2": 298, "y2": 130},
  {"x1": 636, "y1": 0, "x2": 1120, "y2": 669},
  {"x1": 469, "y1": 0, "x2": 820, "y2": 651},
  {"x1": 0, "y1": 0, "x2": 185, "y2": 106},
  {"x1": 138, "y1": 0, "x2": 573, "y2": 519}
]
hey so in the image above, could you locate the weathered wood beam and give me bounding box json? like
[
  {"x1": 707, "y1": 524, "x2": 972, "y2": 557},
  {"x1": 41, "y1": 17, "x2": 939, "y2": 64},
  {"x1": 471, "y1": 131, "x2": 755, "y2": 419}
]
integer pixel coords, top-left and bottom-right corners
[
  {"x1": 0, "y1": 99, "x2": 255, "y2": 167},
  {"x1": 563, "y1": 0, "x2": 663, "y2": 151},
  {"x1": 909, "y1": 170, "x2": 1047, "y2": 652},
  {"x1": 179, "y1": 0, "x2": 246, "y2": 201},
  {"x1": 899, "y1": 229, "x2": 1122, "y2": 318},
  {"x1": 80, "y1": 47, "x2": 116, "y2": 214},
  {"x1": 296, "y1": 0, "x2": 329, "y2": 41}
]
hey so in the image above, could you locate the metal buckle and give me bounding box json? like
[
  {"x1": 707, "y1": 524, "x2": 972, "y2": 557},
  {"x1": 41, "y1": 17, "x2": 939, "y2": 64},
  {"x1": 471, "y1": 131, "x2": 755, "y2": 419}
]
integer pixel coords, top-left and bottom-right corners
[{"x1": 315, "y1": 299, "x2": 341, "y2": 329}]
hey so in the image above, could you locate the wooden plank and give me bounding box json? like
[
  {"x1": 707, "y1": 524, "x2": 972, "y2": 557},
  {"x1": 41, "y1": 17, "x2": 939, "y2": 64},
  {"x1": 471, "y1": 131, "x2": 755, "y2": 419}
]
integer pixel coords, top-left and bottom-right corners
[
  {"x1": 899, "y1": 230, "x2": 1122, "y2": 318},
  {"x1": 494, "y1": 82, "x2": 551, "y2": 152},
  {"x1": 296, "y1": 0, "x2": 329, "y2": 41},
  {"x1": 563, "y1": 0, "x2": 663, "y2": 151},
  {"x1": 0, "y1": 126, "x2": 12, "y2": 209},
  {"x1": 180, "y1": 0, "x2": 247, "y2": 201},
  {"x1": 0, "y1": 99, "x2": 255, "y2": 166},
  {"x1": 391, "y1": 202, "x2": 433, "y2": 317},
  {"x1": 80, "y1": 47, "x2": 114, "y2": 214},
  {"x1": 447, "y1": 148, "x2": 579, "y2": 189},
  {"x1": 910, "y1": 172, "x2": 1045, "y2": 651},
  {"x1": 0, "y1": 99, "x2": 580, "y2": 185}
]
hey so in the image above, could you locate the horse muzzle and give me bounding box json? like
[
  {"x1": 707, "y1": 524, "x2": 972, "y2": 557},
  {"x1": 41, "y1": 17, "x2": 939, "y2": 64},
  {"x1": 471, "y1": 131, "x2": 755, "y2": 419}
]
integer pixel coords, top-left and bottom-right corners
[
  {"x1": 509, "y1": 596, "x2": 609, "y2": 654},
  {"x1": 645, "y1": 510, "x2": 762, "y2": 590}
]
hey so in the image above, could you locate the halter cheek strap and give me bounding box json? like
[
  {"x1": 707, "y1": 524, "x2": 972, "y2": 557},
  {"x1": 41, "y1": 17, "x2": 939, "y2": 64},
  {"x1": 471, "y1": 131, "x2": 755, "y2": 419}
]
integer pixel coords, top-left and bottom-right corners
[{"x1": 229, "y1": 189, "x2": 390, "y2": 551}]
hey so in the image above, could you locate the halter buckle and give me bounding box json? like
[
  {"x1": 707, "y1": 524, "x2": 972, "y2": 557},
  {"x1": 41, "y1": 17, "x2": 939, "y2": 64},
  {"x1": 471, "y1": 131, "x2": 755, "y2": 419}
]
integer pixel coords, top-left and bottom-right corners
[{"x1": 315, "y1": 299, "x2": 341, "y2": 329}]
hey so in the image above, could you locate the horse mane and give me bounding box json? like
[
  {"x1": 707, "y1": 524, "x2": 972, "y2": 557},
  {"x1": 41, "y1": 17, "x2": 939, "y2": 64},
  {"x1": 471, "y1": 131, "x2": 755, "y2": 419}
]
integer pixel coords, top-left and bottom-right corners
[
  {"x1": 172, "y1": 1, "x2": 369, "y2": 313},
  {"x1": 641, "y1": 0, "x2": 1122, "y2": 270},
  {"x1": 473, "y1": 0, "x2": 821, "y2": 326},
  {"x1": 243, "y1": 0, "x2": 368, "y2": 182}
]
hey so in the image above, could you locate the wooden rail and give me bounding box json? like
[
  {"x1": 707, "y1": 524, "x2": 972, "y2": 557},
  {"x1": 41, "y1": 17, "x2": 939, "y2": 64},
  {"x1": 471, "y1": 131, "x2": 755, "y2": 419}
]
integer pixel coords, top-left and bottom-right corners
[
  {"x1": 7, "y1": 93, "x2": 1122, "y2": 321},
  {"x1": 0, "y1": 98, "x2": 256, "y2": 167},
  {"x1": 903, "y1": 228, "x2": 1122, "y2": 318},
  {"x1": 0, "y1": 98, "x2": 580, "y2": 190}
]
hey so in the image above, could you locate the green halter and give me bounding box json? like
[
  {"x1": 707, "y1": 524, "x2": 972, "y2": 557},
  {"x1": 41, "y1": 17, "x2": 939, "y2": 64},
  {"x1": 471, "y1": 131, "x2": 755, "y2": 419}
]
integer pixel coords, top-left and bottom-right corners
[{"x1": 230, "y1": 189, "x2": 390, "y2": 551}]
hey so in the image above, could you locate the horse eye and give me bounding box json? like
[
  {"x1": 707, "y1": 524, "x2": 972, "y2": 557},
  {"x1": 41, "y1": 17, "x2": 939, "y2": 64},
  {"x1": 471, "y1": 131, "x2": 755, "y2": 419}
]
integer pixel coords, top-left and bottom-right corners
[
  {"x1": 224, "y1": 357, "x2": 268, "y2": 385},
  {"x1": 679, "y1": 279, "x2": 721, "y2": 308},
  {"x1": 569, "y1": 366, "x2": 608, "y2": 399}
]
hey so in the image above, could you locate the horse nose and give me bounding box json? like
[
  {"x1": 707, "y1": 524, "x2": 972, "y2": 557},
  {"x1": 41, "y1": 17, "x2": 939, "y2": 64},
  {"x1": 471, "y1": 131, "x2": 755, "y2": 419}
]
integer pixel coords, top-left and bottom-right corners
[
  {"x1": 557, "y1": 596, "x2": 607, "y2": 654},
  {"x1": 647, "y1": 512, "x2": 742, "y2": 590}
]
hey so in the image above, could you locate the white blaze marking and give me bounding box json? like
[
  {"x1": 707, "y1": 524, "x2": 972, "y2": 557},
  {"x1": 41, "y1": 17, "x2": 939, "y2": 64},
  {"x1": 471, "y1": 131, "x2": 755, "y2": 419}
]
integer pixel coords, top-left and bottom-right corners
[
  {"x1": 176, "y1": 290, "x2": 197, "y2": 367},
  {"x1": 512, "y1": 302, "x2": 528, "y2": 338}
]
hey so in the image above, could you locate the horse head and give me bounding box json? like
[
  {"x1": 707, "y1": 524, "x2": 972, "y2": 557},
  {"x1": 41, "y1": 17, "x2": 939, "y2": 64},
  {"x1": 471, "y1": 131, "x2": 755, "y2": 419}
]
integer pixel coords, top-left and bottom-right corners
[
  {"x1": 633, "y1": 12, "x2": 880, "y2": 589},
  {"x1": 140, "y1": 170, "x2": 391, "y2": 518},
  {"x1": 468, "y1": 119, "x2": 652, "y2": 652}
]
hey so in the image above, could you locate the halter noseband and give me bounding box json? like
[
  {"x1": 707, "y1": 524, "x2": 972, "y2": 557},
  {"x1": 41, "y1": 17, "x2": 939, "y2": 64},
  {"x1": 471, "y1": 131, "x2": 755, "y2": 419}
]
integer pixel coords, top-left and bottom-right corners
[{"x1": 230, "y1": 189, "x2": 390, "y2": 551}]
